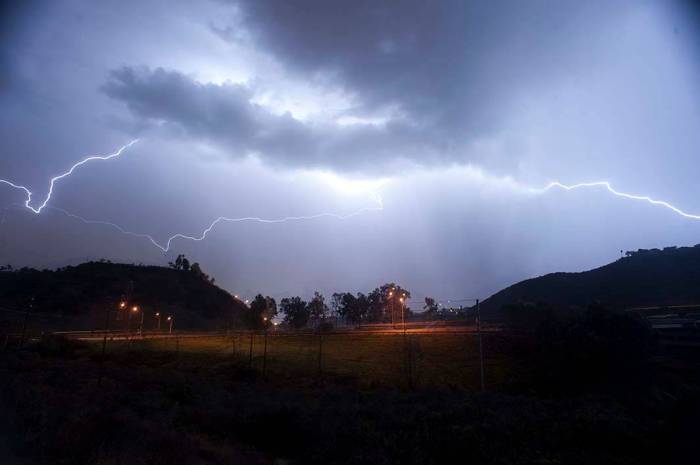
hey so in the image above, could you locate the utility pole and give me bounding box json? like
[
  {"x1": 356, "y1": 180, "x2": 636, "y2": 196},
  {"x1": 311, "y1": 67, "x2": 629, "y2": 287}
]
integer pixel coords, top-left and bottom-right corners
[
  {"x1": 390, "y1": 291, "x2": 394, "y2": 328},
  {"x1": 402, "y1": 298, "x2": 406, "y2": 336},
  {"x1": 476, "y1": 298, "x2": 485, "y2": 392},
  {"x1": 262, "y1": 326, "x2": 268, "y2": 379},
  {"x1": 248, "y1": 331, "x2": 254, "y2": 369},
  {"x1": 125, "y1": 280, "x2": 134, "y2": 337},
  {"x1": 19, "y1": 296, "x2": 33, "y2": 348},
  {"x1": 98, "y1": 301, "x2": 113, "y2": 386},
  {"x1": 139, "y1": 310, "x2": 144, "y2": 338},
  {"x1": 317, "y1": 324, "x2": 324, "y2": 378}
]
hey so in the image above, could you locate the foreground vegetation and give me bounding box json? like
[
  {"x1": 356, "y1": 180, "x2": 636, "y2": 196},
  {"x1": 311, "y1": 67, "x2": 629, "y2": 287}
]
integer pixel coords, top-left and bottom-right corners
[
  {"x1": 1, "y1": 306, "x2": 699, "y2": 464},
  {"x1": 110, "y1": 331, "x2": 506, "y2": 389}
]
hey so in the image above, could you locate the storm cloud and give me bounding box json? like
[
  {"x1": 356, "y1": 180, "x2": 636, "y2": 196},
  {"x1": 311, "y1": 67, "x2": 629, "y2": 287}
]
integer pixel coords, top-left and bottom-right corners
[
  {"x1": 2, "y1": 0, "x2": 700, "y2": 303},
  {"x1": 102, "y1": 66, "x2": 434, "y2": 171}
]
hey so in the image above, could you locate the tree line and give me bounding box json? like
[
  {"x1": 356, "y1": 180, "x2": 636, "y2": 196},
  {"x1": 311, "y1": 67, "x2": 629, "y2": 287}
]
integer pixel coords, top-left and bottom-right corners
[{"x1": 243, "y1": 283, "x2": 425, "y2": 330}]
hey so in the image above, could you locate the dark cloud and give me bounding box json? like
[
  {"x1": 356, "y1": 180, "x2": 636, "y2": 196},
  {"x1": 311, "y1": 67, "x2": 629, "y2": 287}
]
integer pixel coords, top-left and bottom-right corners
[
  {"x1": 102, "y1": 66, "x2": 439, "y2": 171},
  {"x1": 104, "y1": 0, "x2": 642, "y2": 172},
  {"x1": 3, "y1": 0, "x2": 700, "y2": 303},
  {"x1": 230, "y1": 0, "x2": 636, "y2": 149}
]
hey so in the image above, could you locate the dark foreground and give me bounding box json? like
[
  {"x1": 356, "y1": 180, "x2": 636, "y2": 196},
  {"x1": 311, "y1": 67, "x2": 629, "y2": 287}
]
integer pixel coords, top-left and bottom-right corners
[{"x1": 1, "y1": 331, "x2": 699, "y2": 465}]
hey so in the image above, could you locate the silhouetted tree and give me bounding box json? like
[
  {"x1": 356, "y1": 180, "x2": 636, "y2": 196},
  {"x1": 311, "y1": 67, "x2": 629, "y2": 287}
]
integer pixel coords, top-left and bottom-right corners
[
  {"x1": 334, "y1": 292, "x2": 370, "y2": 325},
  {"x1": 280, "y1": 296, "x2": 309, "y2": 329},
  {"x1": 355, "y1": 293, "x2": 370, "y2": 323},
  {"x1": 423, "y1": 297, "x2": 438, "y2": 316},
  {"x1": 169, "y1": 254, "x2": 191, "y2": 272},
  {"x1": 246, "y1": 294, "x2": 276, "y2": 329},
  {"x1": 308, "y1": 292, "x2": 328, "y2": 327},
  {"x1": 331, "y1": 292, "x2": 343, "y2": 319},
  {"x1": 367, "y1": 283, "x2": 411, "y2": 323}
]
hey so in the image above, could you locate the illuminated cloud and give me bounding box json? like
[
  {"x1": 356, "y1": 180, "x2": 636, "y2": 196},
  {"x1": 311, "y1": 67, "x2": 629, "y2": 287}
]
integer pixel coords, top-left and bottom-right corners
[{"x1": 2, "y1": 0, "x2": 700, "y2": 301}]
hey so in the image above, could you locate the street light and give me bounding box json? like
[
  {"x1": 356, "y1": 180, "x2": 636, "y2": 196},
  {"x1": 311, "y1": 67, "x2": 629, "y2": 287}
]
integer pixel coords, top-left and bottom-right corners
[
  {"x1": 155, "y1": 312, "x2": 161, "y2": 331},
  {"x1": 388, "y1": 289, "x2": 395, "y2": 327},
  {"x1": 131, "y1": 306, "x2": 143, "y2": 337},
  {"x1": 167, "y1": 315, "x2": 173, "y2": 334}
]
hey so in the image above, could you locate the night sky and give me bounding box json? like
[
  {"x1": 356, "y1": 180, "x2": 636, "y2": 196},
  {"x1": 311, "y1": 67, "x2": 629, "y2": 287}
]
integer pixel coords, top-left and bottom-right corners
[{"x1": 2, "y1": 0, "x2": 700, "y2": 305}]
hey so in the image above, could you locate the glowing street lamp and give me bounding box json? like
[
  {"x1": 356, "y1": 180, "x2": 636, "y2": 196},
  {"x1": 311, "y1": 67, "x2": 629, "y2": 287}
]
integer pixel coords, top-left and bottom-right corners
[
  {"x1": 131, "y1": 306, "x2": 144, "y2": 337},
  {"x1": 155, "y1": 312, "x2": 161, "y2": 331},
  {"x1": 167, "y1": 315, "x2": 173, "y2": 334},
  {"x1": 388, "y1": 288, "x2": 395, "y2": 327}
]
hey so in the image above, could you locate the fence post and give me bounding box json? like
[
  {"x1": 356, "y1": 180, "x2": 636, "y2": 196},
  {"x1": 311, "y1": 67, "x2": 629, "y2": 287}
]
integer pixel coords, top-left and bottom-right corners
[
  {"x1": 317, "y1": 327, "x2": 323, "y2": 378},
  {"x1": 262, "y1": 328, "x2": 268, "y2": 379},
  {"x1": 406, "y1": 334, "x2": 414, "y2": 389},
  {"x1": 98, "y1": 302, "x2": 112, "y2": 387},
  {"x1": 19, "y1": 296, "x2": 33, "y2": 348},
  {"x1": 477, "y1": 298, "x2": 485, "y2": 392},
  {"x1": 248, "y1": 331, "x2": 254, "y2": 369}
]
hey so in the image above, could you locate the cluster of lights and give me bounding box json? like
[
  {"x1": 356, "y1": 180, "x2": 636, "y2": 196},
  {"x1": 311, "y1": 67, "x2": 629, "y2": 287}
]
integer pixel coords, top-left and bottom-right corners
[
  {"x1": 118, "y1": 301, "x2": 173, "y2": 333},
  {"x1": 388, "y1": 288, "x2": 407, "y2": 303}
]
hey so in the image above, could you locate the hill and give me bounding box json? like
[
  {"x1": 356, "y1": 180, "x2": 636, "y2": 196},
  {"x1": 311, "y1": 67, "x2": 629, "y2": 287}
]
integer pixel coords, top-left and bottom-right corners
[
  {"x1": 0, "y1": 261, "x2": 248, "y2": 330},
  {"x1": 479, "y1": 245, "x2": 700, "y2": 315}
]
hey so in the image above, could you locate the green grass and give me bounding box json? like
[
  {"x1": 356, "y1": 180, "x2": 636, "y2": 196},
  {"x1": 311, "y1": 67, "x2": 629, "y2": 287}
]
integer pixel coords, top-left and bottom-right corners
[
  {"x1": 111, "y1": 332, "x2": 508, "y2": 389},
  {"x1": 3, "y1": 332, "x2": 698, "y2": 464}
]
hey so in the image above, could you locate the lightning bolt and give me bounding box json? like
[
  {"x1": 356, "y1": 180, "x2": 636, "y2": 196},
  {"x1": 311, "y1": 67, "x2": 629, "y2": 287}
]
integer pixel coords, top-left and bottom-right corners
[
  {"x1": 0, "y1": 139, "x2": 140, "y2": 214},
  {"x1": 0, "y1": 138, "x2": 384, "y2": 253},
  {"x1": 3, "y1": 137, "x2": 696, "y2": 257},
  {"x1": 48, "y1": 194, "x2": 383, "y2": 253},
  {"x1": 541, "y1": 181, "x2": 700, "y2": 220}
]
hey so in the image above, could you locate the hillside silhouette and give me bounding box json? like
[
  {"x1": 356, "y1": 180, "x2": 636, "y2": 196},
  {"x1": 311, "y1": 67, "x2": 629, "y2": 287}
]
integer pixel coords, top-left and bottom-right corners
[
  {"x1": 0, "y1": 260, "x2": 247, "y2": 330},
  {"x1": 480, "y1": 245, "x2": 700, "y2": 314}
]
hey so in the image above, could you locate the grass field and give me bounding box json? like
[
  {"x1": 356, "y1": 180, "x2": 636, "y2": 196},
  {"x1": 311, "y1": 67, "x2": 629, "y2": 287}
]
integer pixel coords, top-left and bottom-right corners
[
  {"x1": 111, "y1": 331, "x2": 509, "y2": 389},
  {"x1": 2, "y1": 329, "x2": 699, "y2": 464}
]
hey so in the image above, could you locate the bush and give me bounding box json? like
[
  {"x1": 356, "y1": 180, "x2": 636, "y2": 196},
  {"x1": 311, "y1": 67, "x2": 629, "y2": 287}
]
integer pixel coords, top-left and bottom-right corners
[
  {"x1": 507, "y1": 303, "x2": 657, "y2": 394},
  {"x1": 33, "y1": 334, "x2": 88, "y2": 357}
]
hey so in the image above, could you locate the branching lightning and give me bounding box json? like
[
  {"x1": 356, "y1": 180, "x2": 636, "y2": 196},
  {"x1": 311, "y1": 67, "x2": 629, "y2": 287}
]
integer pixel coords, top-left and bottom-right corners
[
  {"x1": 0, "y1": 140, "x2": 383, "y2": 253},
  {"x1": 541, "y1": 181, "x2": 700, "y2": 220},
  {"x1": 0, "y1": 139, "x2": 140, "y2": 214},
  {"x1": 2, "y1": 138, "x2": 697, "y2": 256},
  {"x1": 48, "y1": 193, "x2": 383, "y2": 253}
]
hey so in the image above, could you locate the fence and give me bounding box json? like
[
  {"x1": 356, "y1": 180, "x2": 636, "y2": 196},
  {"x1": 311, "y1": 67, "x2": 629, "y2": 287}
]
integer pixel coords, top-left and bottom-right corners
[{"x1": 100, "y1": 329, "x2": 510, "y2": 390}]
